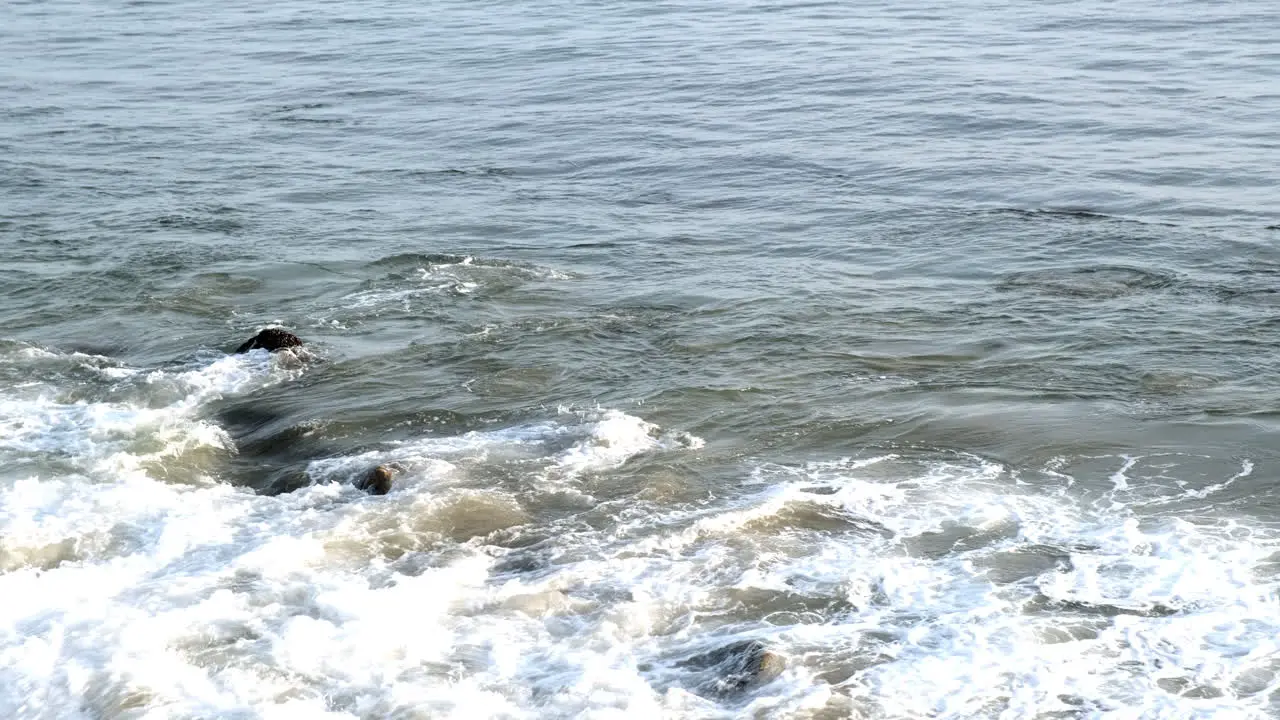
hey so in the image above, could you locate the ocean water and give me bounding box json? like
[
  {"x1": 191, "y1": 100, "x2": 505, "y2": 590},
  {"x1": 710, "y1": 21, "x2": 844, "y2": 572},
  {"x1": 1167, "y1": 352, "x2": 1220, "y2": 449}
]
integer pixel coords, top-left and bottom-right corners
[{"x1": 2, "y1": 0, "x2": 1280, "y2": 717}]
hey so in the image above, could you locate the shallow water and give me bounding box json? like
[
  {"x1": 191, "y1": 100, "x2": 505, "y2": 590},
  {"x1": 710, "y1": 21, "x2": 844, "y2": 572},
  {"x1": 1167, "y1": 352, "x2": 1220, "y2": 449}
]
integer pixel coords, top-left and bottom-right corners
[{"x1": 3, "y1": 0, "x2": 1280, "y2": 717}]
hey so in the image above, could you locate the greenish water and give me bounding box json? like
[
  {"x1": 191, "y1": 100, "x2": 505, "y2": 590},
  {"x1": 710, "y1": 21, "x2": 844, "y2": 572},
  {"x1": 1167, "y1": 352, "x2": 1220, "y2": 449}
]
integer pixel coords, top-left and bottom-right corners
[{"x1": 3, "y1": 0, "x2": 1280, "y2": 717}]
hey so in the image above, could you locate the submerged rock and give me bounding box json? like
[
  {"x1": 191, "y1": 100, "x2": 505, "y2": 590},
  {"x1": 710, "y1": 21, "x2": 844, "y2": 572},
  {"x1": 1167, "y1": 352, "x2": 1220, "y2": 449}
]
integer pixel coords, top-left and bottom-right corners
[
  {"x1": 357, "y1": 465, "x2": 395, "y2": 495},
  {"x1": 234, "y1": 328, "x2": 304, "y2": 354},
  {"x1": 678, "y1": 639, "x2": 785, "y2": 696}
]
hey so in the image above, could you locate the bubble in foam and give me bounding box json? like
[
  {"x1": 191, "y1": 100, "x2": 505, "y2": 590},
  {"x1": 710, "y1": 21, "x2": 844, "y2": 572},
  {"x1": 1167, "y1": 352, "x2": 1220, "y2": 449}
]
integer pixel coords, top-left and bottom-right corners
[
  {"x1": 304, "y1": 408, "x2": 704, "y2": 492},
  {"x1": 8, "y1": 348, "x2": 1274, "y2": 720}
]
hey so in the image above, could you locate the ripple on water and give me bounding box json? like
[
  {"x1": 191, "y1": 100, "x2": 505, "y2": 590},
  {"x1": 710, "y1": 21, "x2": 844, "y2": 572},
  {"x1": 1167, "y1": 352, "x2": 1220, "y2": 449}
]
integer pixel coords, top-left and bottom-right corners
[
  {"x1": 314, "y1": 254, "x2": 575, "y2": 327},
  {"x1": 3, "y1": 0, "x2": 1280, "y2": 715},
  {"x1": 997, "y1": 265, "x2": 1180, "y2": 300}
]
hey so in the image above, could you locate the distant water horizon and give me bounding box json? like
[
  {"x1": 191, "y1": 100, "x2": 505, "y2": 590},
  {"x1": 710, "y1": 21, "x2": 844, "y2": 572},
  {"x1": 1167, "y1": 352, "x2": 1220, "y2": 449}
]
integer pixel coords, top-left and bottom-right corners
[{"x1": 3, "y1": 0, "x2": 1280, "y2": 717}]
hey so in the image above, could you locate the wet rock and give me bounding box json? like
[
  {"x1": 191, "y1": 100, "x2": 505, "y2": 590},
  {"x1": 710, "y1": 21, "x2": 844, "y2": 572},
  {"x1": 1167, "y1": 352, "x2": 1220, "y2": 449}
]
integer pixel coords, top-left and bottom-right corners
[
  {"x1": 679, "y1": 640, "x2": 785, "y2": 696},
  {"x1": 357, "y1": 465, "x2": 394, "y2": 495},
  {"x1": 234, "y1": 328, "x2": 304, "y2": 354}
]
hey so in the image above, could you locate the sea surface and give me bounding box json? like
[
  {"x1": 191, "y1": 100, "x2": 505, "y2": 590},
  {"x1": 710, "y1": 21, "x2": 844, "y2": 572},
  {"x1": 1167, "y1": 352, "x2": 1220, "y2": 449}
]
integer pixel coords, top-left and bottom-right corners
[{"x1": 2, "y1": 0, "x2": 1280, "y2": 717}]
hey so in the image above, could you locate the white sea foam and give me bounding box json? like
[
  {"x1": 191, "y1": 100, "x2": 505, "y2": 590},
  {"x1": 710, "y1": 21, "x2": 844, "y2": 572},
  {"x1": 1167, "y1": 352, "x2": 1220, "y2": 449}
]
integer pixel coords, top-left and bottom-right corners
[
  {"x1": 304, "y1": 407, "x2": 703, "y2": 494},
  {"x1": 0, "y1": 350, "x2": 298, "y2": 486},
  {"x1": 2, "y1": 347, "x2": 1278, "y2": 718},
  {"x1": 0, "y1": 347, "x2": 712, "y2": 718},
  {"x1": 332, "y1": 256, "x2": 573, "y2": 316}
]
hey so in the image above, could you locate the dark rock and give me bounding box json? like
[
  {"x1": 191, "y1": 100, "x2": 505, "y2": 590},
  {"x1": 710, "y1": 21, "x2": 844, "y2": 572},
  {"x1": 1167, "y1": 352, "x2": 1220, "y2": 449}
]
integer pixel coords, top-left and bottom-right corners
[
  {"x1": 678, "y1": 640, "x2": 785, "y2": 696},
  {"x1": 234, "y1": 328, "x2": 304, "y2": 354},
  {"x1": 357, "y1": 465, "x2": 394, "y2": 495}
]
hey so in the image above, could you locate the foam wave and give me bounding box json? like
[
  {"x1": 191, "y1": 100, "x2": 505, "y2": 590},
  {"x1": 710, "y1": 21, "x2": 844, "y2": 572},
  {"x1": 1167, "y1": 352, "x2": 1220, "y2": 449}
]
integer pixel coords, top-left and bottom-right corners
[
  {"x1": 305, "y1": 407, "x2": 704, "y2": 493},
  {"x1": 0, "y1": 347, "x2": 301, "y2": 483},
  {"x1": 3, "y1": 346, "x2": 1274, "y2": 718},
  {"x1": 329, "y1": 255, "x2": 573, "y2": 319},
  {"x1": 4, "y1": 442, "x2": 1275, "y2": 718},
  {"x1": 0, "y1": 400, "x2": 710, "y2": 719},
  {"x1": 689, "y1": 456, "x2": 1280, "y2": 719}
]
